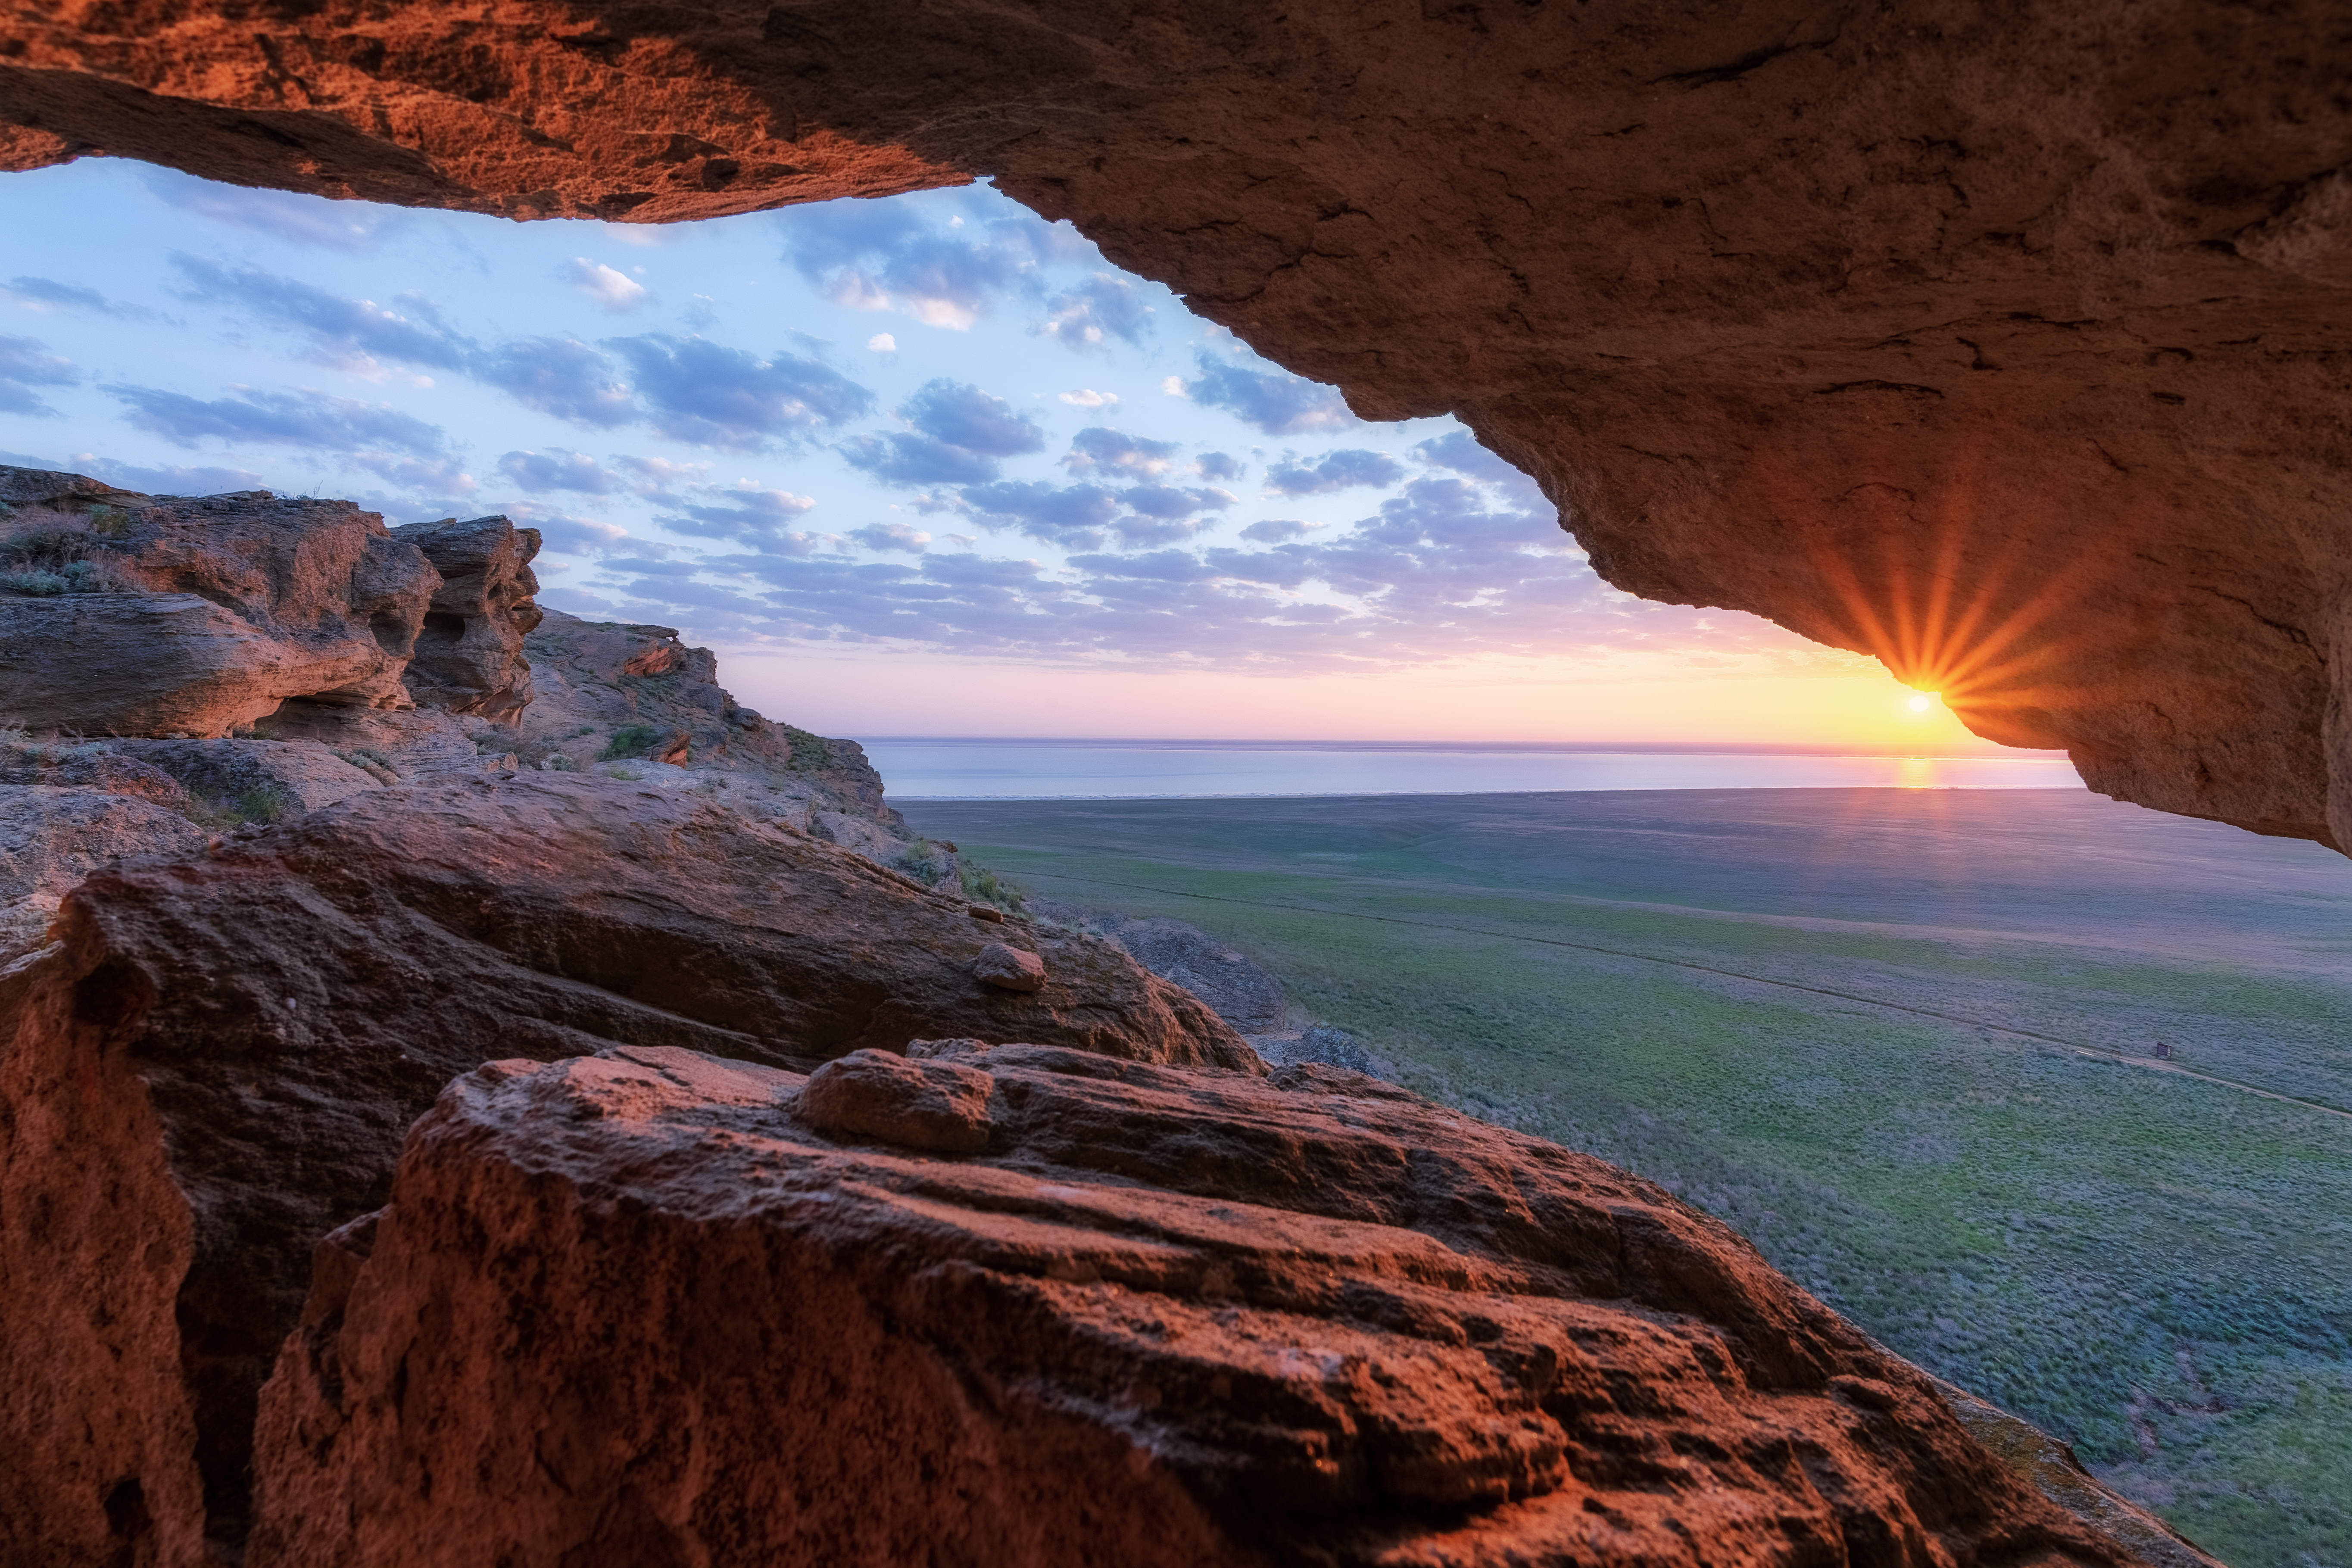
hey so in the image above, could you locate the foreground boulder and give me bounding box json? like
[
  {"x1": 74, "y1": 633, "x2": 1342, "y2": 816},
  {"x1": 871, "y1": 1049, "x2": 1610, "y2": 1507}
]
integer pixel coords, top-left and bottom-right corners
[
  {"x1": 0, "y1": 465, "x2": 438, "y2": 735},
  {"x1": 0, "y1": 774, "x2": 1246, "y2": 1564},
  {"x1": 249, "y1": 1042, "x2": 2131, "y2": 1568}
]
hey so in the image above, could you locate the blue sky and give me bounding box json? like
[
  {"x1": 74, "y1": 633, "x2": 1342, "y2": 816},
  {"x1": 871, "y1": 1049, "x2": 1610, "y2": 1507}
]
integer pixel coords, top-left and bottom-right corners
[{"x1": 0, "y1": 159, "x2": 1976, "y2": 743}]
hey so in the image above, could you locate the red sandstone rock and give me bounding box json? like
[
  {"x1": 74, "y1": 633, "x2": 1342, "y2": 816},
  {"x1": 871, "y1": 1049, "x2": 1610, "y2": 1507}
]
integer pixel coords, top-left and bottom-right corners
[
  {"x1": 974, "y1": 938, "x2": 1048, "y2": 991},
  {"x1": 247, "y1": 1041, "x2": 2136, "y2": 1567},
  {"x1": 0, "y1": 774, "x2": 1247, "y2": 1565},
  {"x1": 6, "y1": 11, "x2": 2352, "y2": 843},
  {"x1": 390, "y1": 515, "x2": 543, "y2": 723},
  {"x1": 0, "y1": 465, "x2": 437, "y2": 734}
]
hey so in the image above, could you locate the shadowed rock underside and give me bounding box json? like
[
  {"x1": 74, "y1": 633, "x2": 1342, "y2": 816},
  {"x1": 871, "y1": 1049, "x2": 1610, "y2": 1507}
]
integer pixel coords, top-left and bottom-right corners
[{"x1": 6, "y1": 3, "x2": 2352, "y2": 845}]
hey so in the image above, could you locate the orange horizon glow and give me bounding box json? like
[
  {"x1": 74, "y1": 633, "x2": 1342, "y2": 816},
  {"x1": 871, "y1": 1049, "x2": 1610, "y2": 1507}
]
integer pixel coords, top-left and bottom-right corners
[{"x1": 721, "y1": 647, "x2": 2039, "y2": 752}]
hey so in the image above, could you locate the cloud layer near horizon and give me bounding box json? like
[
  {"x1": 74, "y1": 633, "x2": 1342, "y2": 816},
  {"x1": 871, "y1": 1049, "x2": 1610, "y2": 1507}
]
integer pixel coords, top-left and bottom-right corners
[{"x1": 0, "y1": 165, "x2": 1853, "y2": 682}]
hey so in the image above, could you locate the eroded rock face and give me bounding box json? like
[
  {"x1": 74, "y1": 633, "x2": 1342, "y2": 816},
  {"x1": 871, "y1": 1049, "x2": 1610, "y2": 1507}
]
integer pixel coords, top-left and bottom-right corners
[
  {"x1": 248, "y1": 1041, "x2": 2129, "y2": 1568},
  {"x1": 390, "y1": 515, "x2": 542, "y2": 722},
  {"x1": 6, "y1": 11, "x2": 2352, "y2": 844},
  {"x1": 0, "y1": 782, "x2": 203, "y2": 956},
  {"x1": 0, "y1": 465, "x2": 437, "y2": 734},
  {"x1": 0, "y1": 773, "x2": 1247, "y2": 1564}
]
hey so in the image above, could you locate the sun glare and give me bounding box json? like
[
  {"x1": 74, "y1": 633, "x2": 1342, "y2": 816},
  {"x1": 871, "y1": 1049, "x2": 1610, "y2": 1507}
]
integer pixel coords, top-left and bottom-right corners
[{"x1": 1908, "y1": 693, "x2": 1934, "y2": 713}]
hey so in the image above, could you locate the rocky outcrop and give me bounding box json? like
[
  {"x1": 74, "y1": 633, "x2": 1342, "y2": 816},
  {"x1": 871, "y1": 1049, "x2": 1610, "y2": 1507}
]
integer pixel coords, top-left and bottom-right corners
[
  {"x1": 246, "y1": 1041, "x2": 2130, "y2": 1568},
  {"x1": 509, "y1": 609, "x2": 920, "y2": 863},
  {"x1": 8, "y1": 10, "x2": 2352, "y2": 844},
  {"x1": 390, "y1": 515, "x2": 542, "y2": 723},
  {"x1": 0, "y1": 465, "x2": 437, "y2": 735},
  {"x1": 0, "y1": 772, "x2": 1249, "y2": 1564},
  {"x1": 519, "y1": 611, "x2": 896, "y2": 814}
]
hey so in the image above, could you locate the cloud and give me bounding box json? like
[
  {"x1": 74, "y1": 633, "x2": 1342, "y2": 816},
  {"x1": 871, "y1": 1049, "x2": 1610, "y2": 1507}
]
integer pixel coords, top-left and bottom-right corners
[
  {"x1": 1196, "y1": 451, "x2": 1244, "y2": 481},
  {"x1": 779, "y1": 199, "x2": 1056, "y2": 330},
  {"x1": 1240, "y1": 517, "x2": 1318, "y2": 543},
  {"x1": 1108, "y1": 516, "x2": 1207, "y2": 548},
  {"x1": 605, "y1": 335, "x2": 873, "y2": 449},
  {"x1": 1186, "y1": 355, "x2": 1355, "y2": 435},
  {"x1": 656, "y1": 483, "x2": 824, "y2": 552},
  {"x1": 108, "y1": 384, "x2": 447, "y2": 456},
  {"x1": 842, "y1": 380, "x2": 1044, "y2": 487},
  {"x1": 142, "y1": 167, "x2": 402, "y2": 252},
  {"x1": 5, "y1": 276, "x2": 160, "y2": 322},
  {"x1": 474, "y1": 337, "x2": 638, "y2": 427},
  {"x1": 611, "y1": 455, "x2": 711, "y2": 495},
  {"x1": 497, "y1": 448, "x2": 617, "y2": 494},
  {"x1": 1412, "y1": 428, "x2": 1549, "y2": 509},
  {"x1": 0, "y1": 335, "x2": 76, "y2": 415},
  {"x1": 1061, "y1": 427, "x2": 1180, "y2": 479},
  {"x1": 1041, "y1": 275, "x2": 1151, "y2": 349},
  {"x1": 1120, "y1": 484, "x2": 1234, "y2": 519},
  {"x1": 505, "y1": 502, "x2": 635, "y2": 558},
  {"x1": 840, "y1": 432, "x2": 1005, "y2": 487},
  {"x1": 867, "y1": 333, "x2": 897, "y2": 352},
  {"x1": 352, "y1": 452, "x2": 474, "y2": 494},
  {"x1": 851, "y1": 522, "x2": 930, "y2": 553},
  {"x1": 901, "y1": 380, "x2": 1044, "y2": 457},
  {"x1": 1263, "y1": 447, "x2": 1404, "y2": 496},
  {"x1": 170, "y1": 255, "x2": 475, "y2": 374},
  {"x1": 1059, "y1": 388, "x2": 1118, "y2": 408},
  {"x1": 959, "y1": 480, "x2": 1122, "y2": 547},
  {"x1": 569, "y1": 259, "x2": 650, "y2": 311}
]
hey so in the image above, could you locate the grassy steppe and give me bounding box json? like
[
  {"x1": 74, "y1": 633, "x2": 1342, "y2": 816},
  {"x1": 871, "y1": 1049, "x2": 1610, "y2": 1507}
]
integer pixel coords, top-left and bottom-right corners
[{"x1": 901, "y1": 789, "x2": 2352, "y2": 1568}]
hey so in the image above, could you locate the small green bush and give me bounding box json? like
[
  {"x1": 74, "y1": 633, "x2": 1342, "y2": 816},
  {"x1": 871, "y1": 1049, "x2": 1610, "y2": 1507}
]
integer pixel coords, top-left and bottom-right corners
[
  {"x1": 781, "y1": 725, "x2": 833, "y2": 772},
  {"x1": 958, "y1": 860, "x2": 1026, "y2": 913},
  {"x1": 892, "y1": 839, "x2": 952, "y2": 886},
  {"x1": 601, "y1": 723, "x2": 660, "y2": 760},
  {"x1": 0, "y1": 570, "x2": 69, "y2": 596}
]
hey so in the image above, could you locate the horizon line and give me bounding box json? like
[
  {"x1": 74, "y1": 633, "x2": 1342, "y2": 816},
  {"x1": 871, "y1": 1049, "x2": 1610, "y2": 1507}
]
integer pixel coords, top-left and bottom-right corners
[{"x1": 848, "y1": 736, "x2": 2063, "y2": 758}]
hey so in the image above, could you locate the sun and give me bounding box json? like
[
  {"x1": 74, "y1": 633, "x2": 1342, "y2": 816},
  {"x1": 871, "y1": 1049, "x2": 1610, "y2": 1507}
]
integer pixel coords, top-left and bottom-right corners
[{"x1": 1907, "y1": 693, "x2": 1934, "y2": 713}]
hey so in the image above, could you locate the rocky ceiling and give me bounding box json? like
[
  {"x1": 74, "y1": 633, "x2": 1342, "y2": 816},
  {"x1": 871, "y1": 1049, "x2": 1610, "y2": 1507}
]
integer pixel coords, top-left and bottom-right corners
[{"x1": 8, "y1": 1, "x2": 2351, "y2": 848}]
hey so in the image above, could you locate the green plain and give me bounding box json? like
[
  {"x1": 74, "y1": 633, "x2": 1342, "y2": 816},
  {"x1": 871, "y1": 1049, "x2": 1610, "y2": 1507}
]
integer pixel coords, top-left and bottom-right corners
[{"x1": 901, "y1": 787, "x2": 2352, "y2": 1568}]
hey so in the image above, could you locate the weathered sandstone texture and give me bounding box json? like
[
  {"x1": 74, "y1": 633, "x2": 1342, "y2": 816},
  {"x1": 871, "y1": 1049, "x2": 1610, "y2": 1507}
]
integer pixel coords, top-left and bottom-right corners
[
  {"x1": 0, "y1": 464, "x2": 437, "y2": 734},
  {"x1": 248, "y1": 1041, "x2": 2131, "y2": 1568},
  {"x1": 0, "y1": 783, "x2": 203, "y2": 956},
  {"x1": 6, "y1": 9, "x2": 2352, "y2": 845},
  {"x1": 0, "y1": 773, "x2": 1249, "y2": 1565},
  {"x1": 390, "y1": 514, "x2": 542, "y2": 722},
  {"x1": 114, "y1": 737, "x2": 386, "y2": 814}
]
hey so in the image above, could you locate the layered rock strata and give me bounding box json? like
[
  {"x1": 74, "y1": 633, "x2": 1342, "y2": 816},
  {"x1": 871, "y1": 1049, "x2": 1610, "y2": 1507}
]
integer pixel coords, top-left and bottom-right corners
[
  {"x1": 6, "y1": 9, "x2": 2352, "y2": 843},
  {"x1": 0, "y1": 774, "x2": 1247, "y2": 1564},
  {"x1": 0, "y1": 465, "x2": 437, "y2": 734},
  {"x1": 390, "y1": 514, "x2": 543, "y2": 722},
  {"x1": 249, "y1": 1041, "x2": 2131, "y2": 1568}
]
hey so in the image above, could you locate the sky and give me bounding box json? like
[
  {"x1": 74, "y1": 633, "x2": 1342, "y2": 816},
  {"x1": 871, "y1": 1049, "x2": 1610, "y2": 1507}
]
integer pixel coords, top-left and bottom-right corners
[{"x1": 0, "y1": 158, "x2": 1997, "y2": 747}]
